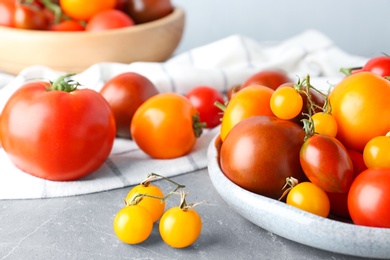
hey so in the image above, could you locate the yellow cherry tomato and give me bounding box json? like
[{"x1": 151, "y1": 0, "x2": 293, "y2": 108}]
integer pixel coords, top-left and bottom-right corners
[
  {"x1": 311, "y1": 112, "x2": 338, "y2": 137},
  {"x1": 159, "y1": 206, "x2": 202, "y2": 248},
  {"x1": 287, "y1": 182, "x2": 330, "y2": 218},
  {"x1": 270, "y1": 86, "x2": 303, "y2": 120},
  {"x1": 113, "y1": 205, "x2": 153, "y2": 244},
  {"x1": 126, "y1": 183, "x2": 165, "y2": 223},
  {"x1": 363, "y1": 132, "x2": 390, "y2": 168}
]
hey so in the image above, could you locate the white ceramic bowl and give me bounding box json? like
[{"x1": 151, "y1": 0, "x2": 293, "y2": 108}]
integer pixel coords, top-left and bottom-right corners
[
  {"x1": 207, "y1": 134, "x2": 390, "y2": 259},
  {"x1": 0, "y1": 8, "x2": 185, "y2": 74}
]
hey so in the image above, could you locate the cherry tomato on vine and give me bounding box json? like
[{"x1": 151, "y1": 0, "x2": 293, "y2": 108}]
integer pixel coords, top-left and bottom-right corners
[
  {"x1": 0, "y1": 0, "x2": 15, "y2": 27},
  {"x1": 300, "y1": 134, "x2": 354, "y2": 193},
  {"x1": 85, "y1": 9, "x2": 135, "y2": 31},
  {"x1": 242, "y1": 70, "x2": 292, "y2": 90},
  {"x1": 59, "y1": 0, "x2": 116, "y2": 21},
  {"x1": 348, "y1": 168, "x2": 390, "y2": 228},
  {"x1": 220, "y1": 85, "x2": 274, "y2": 141},
  {"x1": 287, "y1": 182, "x2": 330, "y2": 218},
  {"x1": 362, "y1": 56, "x2": 390, "y2": 77},
  {"x1": 99, "y1": 72, "x2": 159, "y2": 139},
  {"x1": 329, "y1": 72, "x2": 390, "y2": 152},
  {"x1": 270, "y1": 87, "x2": 303, "y2": 120},
  {"x1": 185, "y1": 85, "x2": 225, "y2": 129},
  {"x1": 0, "y1": 75, "x2": 116, "y2": 181},
  {"x1": 363, "y1": 132, "x2": 390, "y2": 168},
  {"x1": 311, "y1": 112, "x2": 338, "y2": 137},
  {"x1": 159, "y1": 206, "x2": 202, "y2": 248},
  {"x1": 113, "y1": 204, "x2": 153, "y2": 244},
  {"x1": 125, "y1": 183, "x2": 165, "y2": 223},
  {"x1": 131, "y1": 93, "x2": 203, "y2": 159}
]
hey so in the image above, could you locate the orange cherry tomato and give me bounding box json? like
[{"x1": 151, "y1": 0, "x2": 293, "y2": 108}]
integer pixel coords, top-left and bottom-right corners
[
  {"x1": 220, "y1": 85, "x2": 274, "y2": 141},
  {"x1": 270, "y1": 86, "x2": 303, "y2": 120},
  {"x1": 363, "y1": 132, "x2": 390, "y2": 168},
  {"x1": 329, "y1": 72, "x2": 390, "y2": 152},
  {"x1": 131, "y1": 93, "x2": 201, "y2": 159},
  {"x1": 311, "y1": 112, "x2": 338, "y2": 137},
  {"x1": 59, "y1": 0, "x2": 116, "y2": 21}
]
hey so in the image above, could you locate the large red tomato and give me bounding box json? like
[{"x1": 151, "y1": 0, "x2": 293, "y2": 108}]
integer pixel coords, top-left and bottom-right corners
[
  {"x1": 220, "y1": 115, "x2": 307, "y2": 200},
  {"x1": 99, "y1": 72, "x2": 159, "y2": 138},
  {"x1": 329, "y1": 72, "x2": 390, "y2": 152},
  {"x1": 348, "y1": 168, "x2": 390, "y2": 228},
  {"x1": 0, "y1": 75, "x2": 116, "y2": 181}
]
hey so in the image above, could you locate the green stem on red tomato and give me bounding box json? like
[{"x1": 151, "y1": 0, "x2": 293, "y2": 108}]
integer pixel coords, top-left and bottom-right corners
[
  {"x1": 192, "y1": 114, "x2": 206, "y2": 138},
  {"x1": 48, "y1": 74, "x2": 81, "y2": 92},
  {"x1": 339, "y1": 66, "x2": 362, "y2": 76},
  {"x1": 41, "y1": 0, "x2": 63, "y2": 24}
]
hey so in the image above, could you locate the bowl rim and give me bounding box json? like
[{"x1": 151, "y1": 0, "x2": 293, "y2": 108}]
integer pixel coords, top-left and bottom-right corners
[{"x1": 0, "y1": 7, "x2": 185, "y2": 37}]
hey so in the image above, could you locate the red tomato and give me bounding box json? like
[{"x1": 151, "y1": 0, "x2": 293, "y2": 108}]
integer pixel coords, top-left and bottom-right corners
[
  {"x1": 327, "y1": 148, "x2": 367, "y2": 218},
  {"x1": 0, "y1": 0, "x2": 15, "y2": 27},
  {"x1": 99, "y1": 72, "x2": 159, "y2": 139},
  {"x1": 0, "y1": 75, "x2": 116, "y2": 181},
  {"x1": 131, "y1": 93, "x2": 201, "y2": 159},
  {"x1": 329, "y1": 72, "x2": 390, "y2": 152},
  {"x1": 13, "y1": 3, "x2": 48, "y2": 30},
  {"x1": 362, "y1": 56, "x2": 390, "y2": 77},
  {"x1": 220, "y1": 116, "x2": 307, "y2": 200},
  {"x1": 127, "y1": 0, "x2": 173, "y2": 24},
  {"x1": 242, "y1": 70, "x2": 292, "y2": 90},
  {"x1": 86, "y1": 9, "x2": 135, "y2": 31},
  {"x1": 49, "y1": 20, "x2": 85, "y2": 31},
  {"x1": 60, "y1": 0, "x2": 116, "y2": 21},
  {"x1": 348, "y1": 168, "x2": 390, "y2": 228},
  {"x1": 300, "y1": 134, "x2": 354, "y2": 193},
  {"x1": 185, "y1": 86, "x2": 225, "y2": 129}
]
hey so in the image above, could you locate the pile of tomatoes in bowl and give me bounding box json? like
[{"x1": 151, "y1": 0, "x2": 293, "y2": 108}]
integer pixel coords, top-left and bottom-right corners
[
  {"x1": 216, "y1": 55, "x2": 390, "y2": 229},
  {"x1": 0, "y1": 0, "x2": 174, "y2": 31}
]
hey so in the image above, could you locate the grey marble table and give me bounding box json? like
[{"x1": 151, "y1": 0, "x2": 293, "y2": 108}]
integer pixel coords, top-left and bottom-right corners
[{"x1": 0, "y1": 169, "x2": 372, "y2": 260}]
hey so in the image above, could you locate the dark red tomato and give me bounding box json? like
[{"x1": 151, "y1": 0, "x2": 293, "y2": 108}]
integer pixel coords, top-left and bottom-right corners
[
  {"x1": 277, "y1": 82, "x2": 325, "y2": 125},
  {"x1": 0, "y1": 0, "x2": 15, "y2": 27},
  {"x1": 242, "y1": 70, "x2": 292, "y2": 91},
  {"x1": 327, "y1": 148, "x2": 367, "y2": 218},
  {"x1": 0, "y1": 75, "x2": 116, "y2": 181},
  {"x1": 99, "y1": 72, "x2": 159, "y2": 139},
  {"x1": 220, "y1": 116, "x2": 307, "y2": 200},
  {"x1": 85, "y1": 9, "x2": 135, "y2": 31},
  {"x1": 362, "y1": 56, "x2": 390, "y2": 77},
  {"x1": 300, "y1": 134, "x2": 354, "y2": 193},
  {"x1": 127, "y1": 0, "x2": 173, "y2": 24},
  {"x1": 13, "y1": 3, "x2": 48, "y2": 30},
  {"x1": 49, "y1": 20, "x2": 85, "y2": 31},
  {"x1": 185, "y1": 86, "x2": 225, "y2": 129},
  {"x1": 348, "y1": 168, "x2": 390, "y2": 228}
]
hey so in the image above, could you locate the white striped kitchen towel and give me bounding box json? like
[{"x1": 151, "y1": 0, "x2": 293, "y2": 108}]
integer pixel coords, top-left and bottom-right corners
[{"x1": 0, "y1": 29, "x2": 367, "y2": 199}]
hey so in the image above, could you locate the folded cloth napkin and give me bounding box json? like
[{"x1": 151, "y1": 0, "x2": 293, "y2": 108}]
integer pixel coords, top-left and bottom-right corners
[{"x1": 0, "y1": 29, "x2": 367, "y2": 200}]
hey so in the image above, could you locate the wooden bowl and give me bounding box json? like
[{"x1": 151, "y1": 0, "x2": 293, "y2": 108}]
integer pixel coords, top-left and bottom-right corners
[{"x1": 0, "y1": 8, "x2": 185, "y2": 75}]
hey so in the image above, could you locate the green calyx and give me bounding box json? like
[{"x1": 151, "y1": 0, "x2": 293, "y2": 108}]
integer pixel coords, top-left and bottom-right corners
[
  {"x1": 192, "y1": 114, "x2": 207, "y2": 138},
  {"x1": 48, "y1": 74, "x2": 81, "y2": 92}
]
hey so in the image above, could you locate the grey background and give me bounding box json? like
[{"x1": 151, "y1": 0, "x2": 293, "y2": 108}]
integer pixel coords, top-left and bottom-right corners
[{"x1": 172, "y1": 0, "x2": 390, "y2": 57}]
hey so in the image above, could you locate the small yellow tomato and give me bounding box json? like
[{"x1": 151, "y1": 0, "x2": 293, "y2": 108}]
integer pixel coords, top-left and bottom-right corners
[
  {"x1": 312, "y1": 112, "x2": 338, "y2": 137},
  {"x1": 363, "y1": 132, "x2": 390, "y2": 168}
]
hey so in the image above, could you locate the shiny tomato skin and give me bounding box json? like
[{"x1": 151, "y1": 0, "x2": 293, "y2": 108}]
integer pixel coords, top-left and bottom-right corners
[
  {"x1": 13, "y1": 3, "x2": 48, "y2": 30},
  {"x1": 220, "y1": 116, "x2": 307, "y2": 200},
  {"x1": 127, "y1": 0, "x2": 173, "y2": 24},
  {"x1": 49, "y1": 20, "x2": 85, "y2": 31},
  {"x1": 60, "y1": 0, "x2": 116, "y2": 21},
  {"x1": 348, "y1": 168, "x2": 390, "y2": 228},
  {"x1": 131, "y1": 93, "x2": 199, "y2": 159},
  {"x1": 220, "y1": 85, "x2": 274, "y2": 142},
  {"x1": 242, "y1": 70, "x2": 292, "y2": 90},
  {"x1": 0, "y1": 0, "x2": 15, "y2": 27},
  {"x1": 85, "y1": 9, "x2": 135, "y2": 31},
  {"x1": 100, "y1": 72, "x2": 159, "y2": 139},
  {"x1": 0, "y1": 81, "x2": 116, "y2": 181},
  {"x1": 363, "y1": 56, "x2": 390, "y2": 77},
  {"x1": 300, "y1": 134, "x2": 354, "y2": 193},
  {"x1": 185, "y1": 86, "x2": 225, "y2": 129},
  {"x1": 329, "y1": 72, "x2": 390, "y2": 152}
]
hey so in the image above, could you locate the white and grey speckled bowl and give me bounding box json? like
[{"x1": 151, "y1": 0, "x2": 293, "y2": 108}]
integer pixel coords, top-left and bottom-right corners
[{"x1": 207, "y1": 134, "x2": 390, "y2": 259}]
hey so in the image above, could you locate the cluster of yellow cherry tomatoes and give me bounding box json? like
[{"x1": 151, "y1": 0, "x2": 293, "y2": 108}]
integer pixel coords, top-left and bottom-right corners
[{"x1": 113, "y1": 173, "x2": 203, "y2": 248}]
